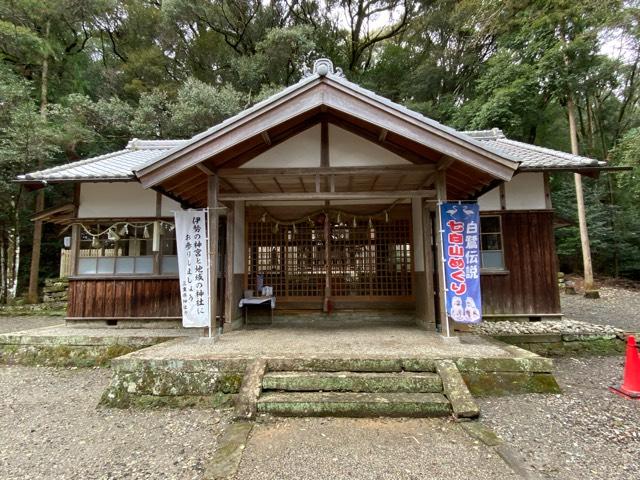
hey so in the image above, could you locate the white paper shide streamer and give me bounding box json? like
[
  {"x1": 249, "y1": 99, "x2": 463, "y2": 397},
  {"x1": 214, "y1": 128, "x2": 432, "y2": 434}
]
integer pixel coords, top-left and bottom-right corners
[{"x1": 174, "y1": 210, "x2": 210, "y2": 327}]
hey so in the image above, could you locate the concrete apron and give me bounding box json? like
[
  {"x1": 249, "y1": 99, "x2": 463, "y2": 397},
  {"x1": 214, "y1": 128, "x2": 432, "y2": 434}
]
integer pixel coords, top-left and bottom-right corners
[
  {"x1": 0, "y1": 323, "x2": 561, "y2": 411},
  {"x1": 98, "y1": 329, "x2": 560, "y2": 410}
]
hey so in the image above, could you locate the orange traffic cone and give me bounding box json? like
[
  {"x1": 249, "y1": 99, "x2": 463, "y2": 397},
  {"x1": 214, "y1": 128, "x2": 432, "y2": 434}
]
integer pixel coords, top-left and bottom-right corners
[{"x1": 609, "y1": 335, "x2": 640, "y2": 400}]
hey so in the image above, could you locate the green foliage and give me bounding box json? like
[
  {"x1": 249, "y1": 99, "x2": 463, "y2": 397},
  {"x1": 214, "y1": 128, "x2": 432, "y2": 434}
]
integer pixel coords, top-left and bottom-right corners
[{"x1": 170, "y1": 79, "x2": 245, "y2": 137}]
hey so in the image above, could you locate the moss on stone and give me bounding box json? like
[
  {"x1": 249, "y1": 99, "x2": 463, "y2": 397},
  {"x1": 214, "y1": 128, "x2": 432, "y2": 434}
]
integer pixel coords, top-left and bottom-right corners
[
  {"x1": 218, "y1": 373, "x2": 244, "y2": 393},
  {"x1": 462, "y1": 372, "x2": 561, "y2": 397},
  {"x1": 0, "y1": 344, "x2": 143, "y2": 368},
  {"x1": 494, "y1": 337, "x2": 625, "y2": 357},
  {"x1": 267, "y1": 357, "x2": 403, "y2": 372},
  {"x1": 257, "y1": 393, "x2": 452, "y2": 417}
]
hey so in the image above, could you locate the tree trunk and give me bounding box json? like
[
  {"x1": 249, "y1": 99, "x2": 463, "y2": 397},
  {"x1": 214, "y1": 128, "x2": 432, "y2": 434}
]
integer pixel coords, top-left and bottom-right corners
[
  {"x1": 27, "y1": 20, "x2": 50, "y2": 303},
  {"x1": 567, "y1": 94, "x2": 597, "y2": 295}
]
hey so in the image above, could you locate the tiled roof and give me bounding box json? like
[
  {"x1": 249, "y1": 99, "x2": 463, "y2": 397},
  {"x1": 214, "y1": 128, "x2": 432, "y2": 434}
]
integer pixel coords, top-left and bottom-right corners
[
  {"x1": 17, "y1": 128, "x2": 606, "y2": 184},
  {"x1": 463, "y1": 128, "x2": 605, "y2": 170},
  {"x1": 17, "y1": 139, "x2": 187, "y2": 183},
  {"x1": 135, "y1": 62, "x2": 520, "y2": 176}
]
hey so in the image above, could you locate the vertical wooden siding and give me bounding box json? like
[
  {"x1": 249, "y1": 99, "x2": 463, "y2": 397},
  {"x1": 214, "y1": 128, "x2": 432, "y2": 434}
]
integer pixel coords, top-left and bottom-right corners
[
  {"x1": 481, "y1": 211, "x2": 560, "y2": 315},
  {"x1": 67, "y1": 278, "x2": 182, "y2": 318}
]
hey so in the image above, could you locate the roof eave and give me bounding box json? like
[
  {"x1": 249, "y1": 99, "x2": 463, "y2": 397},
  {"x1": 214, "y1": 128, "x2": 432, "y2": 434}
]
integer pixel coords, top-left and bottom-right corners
[
  {"x1": 15, "y1": 176, "x2": 138, "y2": 189},
  {"x1": 518, "y1": 165, "x2": 632, "y2": 174}
]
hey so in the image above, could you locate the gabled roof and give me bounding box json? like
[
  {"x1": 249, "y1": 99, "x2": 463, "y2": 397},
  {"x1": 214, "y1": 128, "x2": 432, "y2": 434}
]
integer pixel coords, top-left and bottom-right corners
[
  {"x1": 134, "y1": 59, "x2": 520, "y2": 189},
  {"x1": 17, "y1": 129, "x2": 610, "y2": 186},
  {"x1": 465, "y1": 128, "x2": 606, "y2": 171},
  {"x1": 17, "y1": 60, "x2": 614, "y2": 191}
]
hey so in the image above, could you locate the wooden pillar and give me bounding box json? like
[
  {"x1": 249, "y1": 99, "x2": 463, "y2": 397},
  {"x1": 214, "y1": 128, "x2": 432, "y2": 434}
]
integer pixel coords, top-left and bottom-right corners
[
  {"x1": 153, "y1": 192, "x2": 162, "y2": 275},
  {"x1": 69, "y1": 185, "x2": 81, "y2": 277},
  {"x1": 208, "y1": 175, "x2": 220, "y2": 335},
  {"x1": 224, "y1": 203, "x2": 235, "y2": 326},
  {"x1": 69, "y1": 224, "x2": 80, "y2": 276},
  {"x1": 434, "y1": 170, "x2": 452, "y2": 336},
  {"x1": 422, "y1": 201, "x2": 436, "y2": 328},
  {"x1": 323, "y1": 212, "x2": 331, "y2": 313}
]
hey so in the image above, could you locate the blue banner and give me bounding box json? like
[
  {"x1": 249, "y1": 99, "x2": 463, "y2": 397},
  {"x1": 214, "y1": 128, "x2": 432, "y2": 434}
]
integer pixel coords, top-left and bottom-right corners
[{"x1": 439, "y1": 203, "x2": 482, "y2": 324}]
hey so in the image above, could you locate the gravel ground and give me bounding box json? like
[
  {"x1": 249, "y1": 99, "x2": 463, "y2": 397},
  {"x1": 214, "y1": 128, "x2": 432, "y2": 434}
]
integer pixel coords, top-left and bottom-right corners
[
  {"x1": 0, "y1": 316, "x2": 63, "y2": 334},
  {"x1": 0, "y1": 366, "x2": 231, "y2": 480},
  {"x1": 236, "y1": 417, "x2": 519, "y2": 480},
  {"x1": 561, "y1": 287, "x2": 640, "y2": 332},
  {"x1": 479, "y1": 355, "x2": 640, "y2": 479}
]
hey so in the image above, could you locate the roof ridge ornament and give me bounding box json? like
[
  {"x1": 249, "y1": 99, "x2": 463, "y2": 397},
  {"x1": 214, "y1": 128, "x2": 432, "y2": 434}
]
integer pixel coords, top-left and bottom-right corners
[{"x1": 306, "y1": 58, "x2": 344, "y2": 78}]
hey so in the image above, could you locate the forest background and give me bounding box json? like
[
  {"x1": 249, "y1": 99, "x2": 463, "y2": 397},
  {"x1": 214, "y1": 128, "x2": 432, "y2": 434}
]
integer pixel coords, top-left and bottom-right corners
[{"x1": 0, "y1": 0, "x2": 639, "y2": 301}]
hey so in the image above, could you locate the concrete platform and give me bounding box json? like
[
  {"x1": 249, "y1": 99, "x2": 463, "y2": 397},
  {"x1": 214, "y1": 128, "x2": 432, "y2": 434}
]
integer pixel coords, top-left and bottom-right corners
[
  {"x1": 101, "y1": 324, "x2": 560, "y2": 408},
  {"x1": 0, "y1": 325, "x2": 201, "y2": 367}
]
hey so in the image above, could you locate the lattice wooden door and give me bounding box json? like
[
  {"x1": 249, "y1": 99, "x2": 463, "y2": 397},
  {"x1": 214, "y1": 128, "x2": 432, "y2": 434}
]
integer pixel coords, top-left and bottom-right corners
[{"x1": 247, "y1": 208, "x2": 413, "y2": 307}]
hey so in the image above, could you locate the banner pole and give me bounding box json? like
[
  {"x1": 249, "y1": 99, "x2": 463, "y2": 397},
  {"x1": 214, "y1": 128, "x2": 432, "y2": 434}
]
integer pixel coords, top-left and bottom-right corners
[
  {"x1": 206, "y1": 207, "x2": 212, "y2": 339},
  {"x1": 437, "y1": 202, "x2": 450, "y2": 338}
]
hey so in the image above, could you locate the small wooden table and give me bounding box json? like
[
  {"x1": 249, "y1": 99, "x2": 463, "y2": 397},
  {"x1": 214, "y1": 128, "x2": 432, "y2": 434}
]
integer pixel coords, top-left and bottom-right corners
[{"x1": 238, "y1": 296, "x2": 276, "y2": 324}]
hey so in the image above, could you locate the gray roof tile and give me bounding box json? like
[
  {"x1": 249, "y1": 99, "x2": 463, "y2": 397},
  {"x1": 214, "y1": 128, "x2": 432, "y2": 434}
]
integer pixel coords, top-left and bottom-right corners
[{"x1": 463, "y1": 129, "x2": 605, "y2": 170}]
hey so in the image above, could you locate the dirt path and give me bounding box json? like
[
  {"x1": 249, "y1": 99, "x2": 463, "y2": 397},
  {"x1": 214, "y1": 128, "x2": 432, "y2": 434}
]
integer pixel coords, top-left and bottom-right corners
[
  {"x1": 0, "y1": 366, "x2": 230, "y2": 479},
  {"x1": 236, "y1": 417, "x2": 519, "y2": 480}
]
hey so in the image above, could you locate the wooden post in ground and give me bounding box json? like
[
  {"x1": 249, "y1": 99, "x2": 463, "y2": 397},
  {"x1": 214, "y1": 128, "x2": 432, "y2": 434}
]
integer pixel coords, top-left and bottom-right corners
[
  {"x1": 208, "y1": 175, "x2": 220, "y2": 336},
  {"x1": 434, "y1": 170, "x2": 452, "y2": 336},
  {"x1": 422, "y1": 200, "x2": 436, "y2": 329},
  {"x1": 224, "y1": 203, "x2": 235, "y2": 327}
]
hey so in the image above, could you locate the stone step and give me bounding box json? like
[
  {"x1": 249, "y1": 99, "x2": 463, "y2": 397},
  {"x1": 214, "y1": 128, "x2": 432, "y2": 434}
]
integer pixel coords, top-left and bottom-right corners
[
  {"x1": 262, "y1": 371, "x2": 443, "y2": 393},
  {"x1": 257, "y1": 392, "x2": 452, "y2": 417}
]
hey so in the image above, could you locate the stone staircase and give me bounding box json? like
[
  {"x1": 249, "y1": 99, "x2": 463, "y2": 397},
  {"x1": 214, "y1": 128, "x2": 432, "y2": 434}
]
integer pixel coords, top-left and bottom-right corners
[{"x1": 241, "y1": 360, "x2": 479, "y2": 419}]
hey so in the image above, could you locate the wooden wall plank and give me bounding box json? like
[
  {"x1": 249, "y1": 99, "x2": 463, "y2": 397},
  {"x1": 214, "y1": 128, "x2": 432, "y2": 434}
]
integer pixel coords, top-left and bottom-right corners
[
  {"x1": 481, "y1": 211, "x2": 560, "y2": 316},
  {"x1": 67, "y1": 278, "x2": 181, "y2": 319}
]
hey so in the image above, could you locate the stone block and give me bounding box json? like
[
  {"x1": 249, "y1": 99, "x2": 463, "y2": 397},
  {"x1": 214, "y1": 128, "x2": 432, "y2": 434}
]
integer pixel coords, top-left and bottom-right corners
[
  {"x1": 257, "y1": 391, "x2": 452, "y2": 417},
  {"x1": 435, "y1": 360, "x2": 479, "y2": 418},
  {"x1": 462, "y1": 372, "x2": 561, "y2": 396},
  {"x1": 262, "y1": 371, "x2": 443, "y2": 393},
  {"x1": 235, "y1": 358, "x2": 267, "y2": 419}
]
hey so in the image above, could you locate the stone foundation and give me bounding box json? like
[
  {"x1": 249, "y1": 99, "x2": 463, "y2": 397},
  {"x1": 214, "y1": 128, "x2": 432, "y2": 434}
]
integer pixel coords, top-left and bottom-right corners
[
  {"x1": 101, "y1": 354, "x2": 246, "y2": 408},
  {"x1": 491, "y1": 333, "x2": 625, "y2": 357},
  {"x1": 42, "y1": 277, "x2": 69, "y2": 304}
]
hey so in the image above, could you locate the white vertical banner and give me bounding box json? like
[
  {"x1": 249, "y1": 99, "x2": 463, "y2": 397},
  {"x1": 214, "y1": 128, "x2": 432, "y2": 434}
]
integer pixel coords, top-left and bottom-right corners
[{"x1": 174, "y1": 210, "x2": 210, "y2": 328}]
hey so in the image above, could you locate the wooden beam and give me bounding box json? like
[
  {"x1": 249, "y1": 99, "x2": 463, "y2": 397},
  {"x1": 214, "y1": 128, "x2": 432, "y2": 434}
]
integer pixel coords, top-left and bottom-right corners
[
  {"x1": 219, "y1": 177, "x2": 239, "y2": 193},
  {"x1": 208, "y1": 175, "x2": 220, "y2": 335},
  {"x1": 217, "y1": 165, "x2": 438, "y2": 178},
  {"x1": 321, "y1": 120, "x2": 329, "y2": 167},
  {"x1": 437, "y1": 157, "x2": 454, "y2": 171},
  {"x1": 273, "y1": 177, "x2": 284, "y2": 193},
  {"x1": 248, "y1": 177, "x2": 262, "y2": 193},
  {"x1": 197, "y1": 163, "x2": 215, "y2": 175},
  {"x1": 218, "y1": 190, "x2": 437, "y2": 202},
  {"x1": 499, "y1": 183, "x2": 507, "y2": 210}
]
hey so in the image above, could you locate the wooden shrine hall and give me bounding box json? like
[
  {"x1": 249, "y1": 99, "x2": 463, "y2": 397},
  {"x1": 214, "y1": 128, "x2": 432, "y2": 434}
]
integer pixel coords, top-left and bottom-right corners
[{"x1": 18, "y1": 58, "x2": 612, "y2": 332}]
